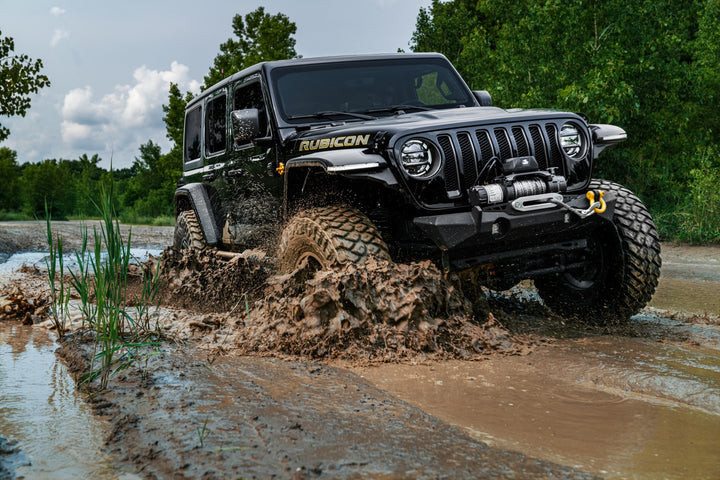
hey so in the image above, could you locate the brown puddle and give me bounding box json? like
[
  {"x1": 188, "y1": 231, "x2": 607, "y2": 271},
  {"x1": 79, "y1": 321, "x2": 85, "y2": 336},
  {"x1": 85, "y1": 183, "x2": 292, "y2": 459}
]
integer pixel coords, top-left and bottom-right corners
[
  {"x1": 351, "y1": 332, "x2": 720, "y2": 480},
  {"x1": 0, "y1": 323, "x2": 134, "y2": 479},
  {"x1": 650, "y1": 277, "x2": 720, "y2": 316}
]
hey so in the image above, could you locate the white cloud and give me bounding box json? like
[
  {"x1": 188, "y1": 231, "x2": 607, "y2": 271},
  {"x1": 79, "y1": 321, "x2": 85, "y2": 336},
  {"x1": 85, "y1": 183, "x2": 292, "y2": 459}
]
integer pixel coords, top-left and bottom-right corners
[
  {"x1": 59, "y1": 62, "x2": 200, "y2": 163},
  {"x1": 50, "y1": 6, "x2": 66, "y2": 16},
  {"x1": 50, "y1": 29, "x2": 70, "y2": 47}
]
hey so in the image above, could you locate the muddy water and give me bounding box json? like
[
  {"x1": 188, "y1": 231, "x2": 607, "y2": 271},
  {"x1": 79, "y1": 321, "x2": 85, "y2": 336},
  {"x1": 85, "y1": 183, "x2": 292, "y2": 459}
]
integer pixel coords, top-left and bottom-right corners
[
  {"x1": 354, "y1": 318, "x2": 720, "y2": 479},
  {"x1": 651, "y1": 243, "x2": 720, "y2": 316},
  {"x1": 0, "y1": 323, "x2": 137, "y2": 479},
  {"x1": 650, "y1": 277, "x2": 719, "y2": 315},
  {"x1": 351, "y1": 246, "x2": 720, "y2": 479}
]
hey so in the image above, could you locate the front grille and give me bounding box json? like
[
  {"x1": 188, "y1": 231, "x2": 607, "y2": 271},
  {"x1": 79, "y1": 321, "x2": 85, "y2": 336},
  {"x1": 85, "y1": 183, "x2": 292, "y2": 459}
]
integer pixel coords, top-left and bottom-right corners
[{"x1": 435, "y1": 122, "x2": 567, "y2": 200}]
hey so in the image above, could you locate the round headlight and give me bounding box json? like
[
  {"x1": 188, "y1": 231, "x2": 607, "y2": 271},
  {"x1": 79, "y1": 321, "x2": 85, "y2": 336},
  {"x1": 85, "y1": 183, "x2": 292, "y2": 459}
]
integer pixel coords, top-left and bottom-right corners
[
  {"x1": 560, "y1": 123, "x2": 586, "y2": 158},
  {"x1": 400, "y1": 139, "x2": 436, "y2": 178}
]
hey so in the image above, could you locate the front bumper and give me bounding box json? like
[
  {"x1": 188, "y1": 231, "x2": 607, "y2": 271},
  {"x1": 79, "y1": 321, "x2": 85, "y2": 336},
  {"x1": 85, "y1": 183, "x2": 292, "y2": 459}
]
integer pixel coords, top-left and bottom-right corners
[{"x1": 413, "y1": 192, "x2": 616, "y2": 271}]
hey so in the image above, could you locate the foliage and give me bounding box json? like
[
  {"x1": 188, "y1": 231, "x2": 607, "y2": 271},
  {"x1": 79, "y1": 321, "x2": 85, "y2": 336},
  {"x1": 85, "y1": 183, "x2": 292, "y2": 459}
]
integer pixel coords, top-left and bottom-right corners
[
  {"x1": 412, "y1": 0, "x2": 720, "y2": 242},
  {"x1": 120, "y1": 140, "x2": 180, "y2": 218},
  {"x1": 21, "y1": 159, "x2": 76, "y2": 218},
  {"x1": 203, "y1": 6, "x2": 298, "y2": 89},
  {"x1": 0, "y1": 147, "x2": 22, "y2": 211},
  {"x1": 162, "y1": 83, "x2": 193, "y2": 148},
  {"x1": 657, "y1": 146, "x2": 720, "y2": 243},
  {"x1": 0, "y1": 30, "x2": 51, "y2": 142}
]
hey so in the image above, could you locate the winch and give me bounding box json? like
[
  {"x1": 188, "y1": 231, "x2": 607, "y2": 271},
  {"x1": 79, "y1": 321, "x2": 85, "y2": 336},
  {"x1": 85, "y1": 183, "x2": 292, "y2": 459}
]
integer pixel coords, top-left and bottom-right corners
[{"x1": 468, "y1": 155, "x2": 567, "y2": 207}]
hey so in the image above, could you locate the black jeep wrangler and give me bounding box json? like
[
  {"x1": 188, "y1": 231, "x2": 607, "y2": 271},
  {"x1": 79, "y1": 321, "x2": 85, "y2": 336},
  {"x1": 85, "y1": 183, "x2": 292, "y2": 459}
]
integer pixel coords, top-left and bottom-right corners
[{"x1": 174, "y1": 53, "x2": 661, "y2": 322}]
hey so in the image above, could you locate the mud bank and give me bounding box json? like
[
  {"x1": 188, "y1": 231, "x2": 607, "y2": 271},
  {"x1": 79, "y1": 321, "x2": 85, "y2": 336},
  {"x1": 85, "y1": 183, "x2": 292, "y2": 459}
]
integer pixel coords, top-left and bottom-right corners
[{"x1": 55, "y1": 337, "x2": 597, "y2": 480}]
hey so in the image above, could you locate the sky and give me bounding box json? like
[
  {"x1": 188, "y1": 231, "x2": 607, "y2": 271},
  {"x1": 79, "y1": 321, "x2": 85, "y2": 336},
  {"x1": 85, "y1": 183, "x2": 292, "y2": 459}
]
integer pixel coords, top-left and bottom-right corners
[{"x1": 1, "y1": 0, "x2": 432, "y2": 169}]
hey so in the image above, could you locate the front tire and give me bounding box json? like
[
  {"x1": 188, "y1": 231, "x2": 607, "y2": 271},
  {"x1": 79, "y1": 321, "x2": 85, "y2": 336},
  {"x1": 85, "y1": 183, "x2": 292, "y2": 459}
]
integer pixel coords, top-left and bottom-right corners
[
  {"x1": 277, "y1": 205, "x2": 390, "y2": 273},
  {"x1": 535, "y1": 180, "x2": 661, "y2": 324},
  {"x1": 174, "y1": 210, "x2": 206, "y2": 251}
]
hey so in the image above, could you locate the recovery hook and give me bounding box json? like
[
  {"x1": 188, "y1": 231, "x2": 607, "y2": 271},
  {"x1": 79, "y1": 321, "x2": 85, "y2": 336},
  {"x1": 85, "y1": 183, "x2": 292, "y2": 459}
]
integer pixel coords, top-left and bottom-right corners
[{"x1": 549, "y1": 189, "x2": 606, "y2": 219}]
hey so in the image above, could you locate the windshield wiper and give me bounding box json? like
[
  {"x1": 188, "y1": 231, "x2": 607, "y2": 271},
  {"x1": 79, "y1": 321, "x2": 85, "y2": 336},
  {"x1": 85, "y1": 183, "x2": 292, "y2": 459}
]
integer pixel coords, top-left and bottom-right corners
[
  {"x1": 363, "y1": 104, "x2": 432, "y2": 114},
  {"x1": 287, "y1": 110, "x2": 376, "y2": 121}
]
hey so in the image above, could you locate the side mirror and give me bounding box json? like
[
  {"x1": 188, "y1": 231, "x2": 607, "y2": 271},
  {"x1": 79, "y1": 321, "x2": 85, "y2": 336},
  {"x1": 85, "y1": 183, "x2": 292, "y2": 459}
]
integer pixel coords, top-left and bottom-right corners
[
  {"x1": 589, "y1": 123, "x2": 627, "y2": 158},
  {"x1": 473, "y1": 90, "x2": 493, "y2": 107},
  {"x1": 231, "y1": 108, "x2": 261, "y2": 146}
]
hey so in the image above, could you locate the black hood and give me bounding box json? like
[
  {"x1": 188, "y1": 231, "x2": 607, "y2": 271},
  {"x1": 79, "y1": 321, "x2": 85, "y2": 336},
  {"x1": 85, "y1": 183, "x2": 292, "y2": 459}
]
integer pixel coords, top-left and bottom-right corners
[{"x1": 286, "y1": 106, "x2": 582, "y2": 150}]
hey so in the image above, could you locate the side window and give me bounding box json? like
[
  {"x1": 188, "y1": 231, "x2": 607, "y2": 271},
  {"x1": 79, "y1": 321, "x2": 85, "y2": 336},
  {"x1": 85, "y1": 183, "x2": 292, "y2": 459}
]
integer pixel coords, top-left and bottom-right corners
[
  {"x1": 233, "y1": 82, "x2": 268, "y2": 148},
  {"x1": 205, "y1": 93, "x2": 227, "y2": 156},
  {"x1": 184, "y1": 106, "x2": 202, "y2": 162}
]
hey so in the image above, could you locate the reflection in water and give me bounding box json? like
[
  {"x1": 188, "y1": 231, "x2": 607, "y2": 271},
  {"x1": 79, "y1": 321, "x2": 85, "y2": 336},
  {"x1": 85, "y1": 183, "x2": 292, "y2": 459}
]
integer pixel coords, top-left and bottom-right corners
[{"x1": 0, "y1": 323, "x2": 136, "y2": 479}]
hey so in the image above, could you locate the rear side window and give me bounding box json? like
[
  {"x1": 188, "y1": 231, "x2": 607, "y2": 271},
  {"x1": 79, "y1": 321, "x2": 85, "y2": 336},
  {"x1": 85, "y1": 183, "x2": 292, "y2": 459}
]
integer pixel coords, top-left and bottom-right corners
[
  {"x1": 205, "y1": 94, "x2": 227, "y2": 156},
  {"x1": 184, "y1": 106, "x2": 202, "y2": 162}
]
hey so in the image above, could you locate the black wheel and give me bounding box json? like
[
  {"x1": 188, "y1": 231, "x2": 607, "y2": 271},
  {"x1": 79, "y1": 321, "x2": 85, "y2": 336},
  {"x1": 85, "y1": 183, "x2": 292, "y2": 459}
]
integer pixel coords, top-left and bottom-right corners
[
  {"x1": 277, "y1": 205, "x2": 391, "y2": 273},
  {"x1": 174, "y1": 210, "x2": 206, "y2": 251},
  {"x1": 535, "y1": 180, "x2": 661, "y2": 323}
]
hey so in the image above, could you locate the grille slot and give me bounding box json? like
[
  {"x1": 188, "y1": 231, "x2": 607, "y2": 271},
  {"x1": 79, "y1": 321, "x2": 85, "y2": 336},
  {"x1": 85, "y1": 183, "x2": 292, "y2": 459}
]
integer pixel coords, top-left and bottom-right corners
[
  {"x1": 475, "y1": 130, "x2": 494, "y2": 163},
  {"x1": 545, "y1": 124, "x2": 562, "y2": 166},
  {"x1": 529, "y1": 125, "x2": 548, "y2": 170},
  {"x1": 494, "y1": 128, "x2": 512, "y2": 159},
  {"x1": 438, "y1": 135, "x2": 461, "y2": 197},
  {"x1": 457, "y1": 132, "x2": 476, "y2": 191},
  {"x1": 512, "y1": 126, "x2": 530, "y2": 157}
]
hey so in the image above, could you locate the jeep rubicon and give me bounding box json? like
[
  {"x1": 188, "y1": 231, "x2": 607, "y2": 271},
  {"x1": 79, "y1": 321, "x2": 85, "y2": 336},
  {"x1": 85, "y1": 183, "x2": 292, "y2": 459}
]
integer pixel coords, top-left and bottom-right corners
[{"x1": 174, "y1": 53, "x2": 661, "y2": 322}]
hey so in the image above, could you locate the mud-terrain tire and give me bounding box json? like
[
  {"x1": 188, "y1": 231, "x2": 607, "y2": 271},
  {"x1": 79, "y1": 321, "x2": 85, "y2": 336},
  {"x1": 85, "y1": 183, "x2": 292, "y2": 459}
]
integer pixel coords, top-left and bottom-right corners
[
  {"x1": 535, "y1": 180, "x2": 661, "y2": 324},
  {"x1": 277, "y1": 205, "x2": 391, "y2": 273},
  {"x1": 174, "y1": 210, "x2": 206, "y2": 251}
]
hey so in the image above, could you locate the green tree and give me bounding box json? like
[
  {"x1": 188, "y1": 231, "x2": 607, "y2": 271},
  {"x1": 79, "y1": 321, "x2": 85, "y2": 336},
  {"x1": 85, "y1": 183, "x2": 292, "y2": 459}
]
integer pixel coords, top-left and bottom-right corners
[
  {"x1": 203, "y1": 7, "x2": 298, "y2": 89},
  {"x1": 0, "y1": 30, "x2": 51, "y2": 142},
  {"x1": 162, "y1": 83, "x2": 194, "y2": 149},
  {"x1": 21, "y1": 159, "x2": 75, "y2": 218},
  {"x1": 73, "y1": 154, "x2": 106, "y2": 216},
  {"x1": 412, "y1": 0, "x2": 718, "y2": 241},
  {"x1": 123, "y1": 140, "x2": 176, "y2": 218},
  {"x1": 0, "y1": 147, "x2": 21, "y2": 211}
]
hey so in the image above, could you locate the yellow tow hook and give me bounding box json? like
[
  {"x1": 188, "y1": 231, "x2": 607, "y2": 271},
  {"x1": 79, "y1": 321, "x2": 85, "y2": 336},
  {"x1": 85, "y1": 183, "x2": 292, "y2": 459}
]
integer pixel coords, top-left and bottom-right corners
[
  {"x1": 275, "y1": 162, "x2": 285, "y2": 176},
  {"x1": 586, "y1": 190, "x2": 607, "y2": 214}
]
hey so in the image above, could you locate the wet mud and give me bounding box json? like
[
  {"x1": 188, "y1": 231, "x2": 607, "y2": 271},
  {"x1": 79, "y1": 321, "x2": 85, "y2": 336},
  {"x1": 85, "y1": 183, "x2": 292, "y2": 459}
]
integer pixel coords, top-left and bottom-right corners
[
  {"x1": 149, "y1": 248, "x2": 535, "y2": 362},
  {"x1": 2, "y1": 221, "x2": 719, "y2": 479},
  {"x1": 52, "y1": 338, "x2": 597, "y2": 480}
]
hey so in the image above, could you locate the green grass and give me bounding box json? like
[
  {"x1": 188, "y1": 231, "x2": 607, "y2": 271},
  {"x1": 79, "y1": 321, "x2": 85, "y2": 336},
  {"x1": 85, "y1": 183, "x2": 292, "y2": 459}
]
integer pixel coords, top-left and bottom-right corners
[
  {"x1": 119, "y1": 213, "x2": 174, "y2": 226},
  {"x1": 654, "y1": 146, "x2": 720, "y2": 244},
  {"x1": 44, "y1": 204, "x2": 71, "y2": 338},
  {"x1": 0, "y1": 210, "x2": 34, "y2": 221},
  {"x1": 46, "y1": 188, "x2": 164, "y2": 390}
]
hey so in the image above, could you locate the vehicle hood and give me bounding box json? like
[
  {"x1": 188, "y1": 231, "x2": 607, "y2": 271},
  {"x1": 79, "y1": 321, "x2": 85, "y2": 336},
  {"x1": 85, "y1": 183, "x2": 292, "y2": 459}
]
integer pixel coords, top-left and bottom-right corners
[{"x1": 285, "y1": 106, "x2": 580, "y2": 151}]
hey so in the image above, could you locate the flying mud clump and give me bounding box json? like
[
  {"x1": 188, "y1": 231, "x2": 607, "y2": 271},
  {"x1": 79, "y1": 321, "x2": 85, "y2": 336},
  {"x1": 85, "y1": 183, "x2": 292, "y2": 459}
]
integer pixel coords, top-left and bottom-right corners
[
  {"x1": 156, "y1": 249, "x2": 533, "y2": 362},
  {"x1": 158, "y1": 248, "x2": 273, "y2": 313}
]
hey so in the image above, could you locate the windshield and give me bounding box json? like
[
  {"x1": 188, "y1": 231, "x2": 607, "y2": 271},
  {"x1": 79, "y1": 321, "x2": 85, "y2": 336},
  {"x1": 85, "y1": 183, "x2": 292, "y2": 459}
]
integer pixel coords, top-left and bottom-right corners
[{"x1": 271, "y1": 57, "x2": 475, "y2": 124}]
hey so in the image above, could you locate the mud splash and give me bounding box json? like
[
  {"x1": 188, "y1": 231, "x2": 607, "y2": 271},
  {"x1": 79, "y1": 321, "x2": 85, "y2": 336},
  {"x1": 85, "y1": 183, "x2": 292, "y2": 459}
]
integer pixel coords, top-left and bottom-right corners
[
  {"x1": 157, "y1": 248, "x2": 272, "y2": 313},
  {"x1": 153, "y1": 249, "x2": 533, "y2": 362}
]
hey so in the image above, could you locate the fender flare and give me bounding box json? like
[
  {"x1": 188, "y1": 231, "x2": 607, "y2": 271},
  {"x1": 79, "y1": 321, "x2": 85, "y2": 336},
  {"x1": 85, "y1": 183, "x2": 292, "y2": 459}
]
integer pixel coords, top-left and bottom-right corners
[
  {"x1": 174, "y1": 183, "x2": 221, "y2": 246},
  {"x1": 284, "y1": 149, "x2": 398, "y2": 187}
]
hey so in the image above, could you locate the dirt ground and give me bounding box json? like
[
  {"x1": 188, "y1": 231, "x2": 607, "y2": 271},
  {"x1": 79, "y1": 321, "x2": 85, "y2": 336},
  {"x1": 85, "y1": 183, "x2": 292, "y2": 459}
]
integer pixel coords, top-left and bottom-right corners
[{"x1": 1, "y1": 221, "x2": 718, "y2": 479}]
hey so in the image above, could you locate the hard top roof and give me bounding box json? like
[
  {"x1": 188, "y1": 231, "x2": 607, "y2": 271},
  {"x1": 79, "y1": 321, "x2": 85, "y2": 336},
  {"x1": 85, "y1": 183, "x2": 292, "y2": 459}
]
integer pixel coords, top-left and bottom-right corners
[{"x1": 186, "y1": 52, "x2": 450, "y2": 109}]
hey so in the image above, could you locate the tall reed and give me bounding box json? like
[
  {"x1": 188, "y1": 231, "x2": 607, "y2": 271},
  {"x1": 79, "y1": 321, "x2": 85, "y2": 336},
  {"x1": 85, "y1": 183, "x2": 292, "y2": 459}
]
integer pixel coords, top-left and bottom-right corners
[
  {"x1": 46, "y1": 187, "x2": 162, "y2": 390},
  {"x1": 45, "y1": 204, "x2": 71, "y2": 338}
]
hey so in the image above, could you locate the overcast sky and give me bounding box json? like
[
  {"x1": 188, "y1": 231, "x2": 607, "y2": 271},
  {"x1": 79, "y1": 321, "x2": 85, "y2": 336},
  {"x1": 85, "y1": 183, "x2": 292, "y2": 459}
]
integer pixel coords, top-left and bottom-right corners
[{"x1": 1, "y1": 0, "x2": 432, "y2": 169}]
